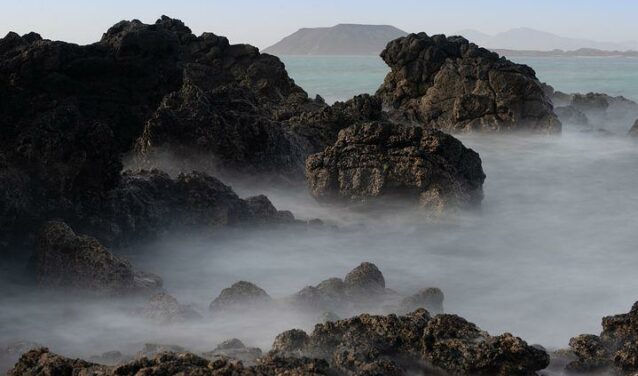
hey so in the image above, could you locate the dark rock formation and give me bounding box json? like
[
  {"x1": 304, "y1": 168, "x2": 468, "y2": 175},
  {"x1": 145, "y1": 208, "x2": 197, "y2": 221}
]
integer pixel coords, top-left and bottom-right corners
[
  {"x1": 343, "y1": 262, "x2": 386, "y2": 296},
  {"x1": 376, "y1": 33, "x2": 561, "y2": 133},
  {"x1": 0, "y1": 341, "x2": 42, "y2": 375},
  {"x1": 85, "y1": 170, "x2": 296, "y2": 246},
  {"x1": 0, "y1": 17, "x2": 320, "y2": 255},
  {"x1": 8, "y1": 348, "x2": 336, "y2": 376},
  {"x1": 629, "y1": 119, "x2": 638, "y2": 137},
  {"x1": 566, "y1": 301, "x2": 638, "y2": 374},
  {"x1": 271, "y1": 310, "x2": 548, "y2": 375},
  {"x1": 33, "y1": 221, "x2": 162, "y2": 296},
  {"x1": 209, "y1": 281, "x2": 272, "y2": 312},
  {"x1": 137, "y1": 292, "x2": 202, "y2": 323},
  {"x1": 399, "y1": 287, "x2": 444, "y2": 314},
  {"x1": 306, "y1": 122, "x2": 485, "y2": 211}
]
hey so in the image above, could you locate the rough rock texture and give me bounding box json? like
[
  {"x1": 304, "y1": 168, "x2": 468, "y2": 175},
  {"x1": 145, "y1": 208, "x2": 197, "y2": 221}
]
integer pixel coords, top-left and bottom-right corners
[
  {"x1": 567, "y1": 300, "x2": 638, "y2": 374},
  {"x1": 0, "y1": 16, "x2": 332, "y2": 255},
  {"x1": 209, "y1": 281, "x2": 272, "y2": 312},
  {"x1": 8, "y1": 348, "x2": 336, "y2": 376},
  {"x1": 271, "y1": 310, "x2": 548, "y2": 376},
  {"x1": 306, "y1": 121, "x2": 486, "y2": 210},
  {"x1": 137, "y1": 292, "x2": 202, "y2": 323},
  {"x1": 33, "y1": 221, "x2": 162, "y2": 295},
  {"x1": 83, "y1": 170, "x2": 296, "y2": 246},
  {"x1": 376, "y1": 33, "x2": 561, "y2": 133},
  {"x1": 343, "y1": 262, "x2": 386, "y2": 296},
  {"x1": 0, "y1": 341, "x2": 42, "y2": 375},
  {"x1": 399, "y1": 287, "x2": 444, "y2": 315}
]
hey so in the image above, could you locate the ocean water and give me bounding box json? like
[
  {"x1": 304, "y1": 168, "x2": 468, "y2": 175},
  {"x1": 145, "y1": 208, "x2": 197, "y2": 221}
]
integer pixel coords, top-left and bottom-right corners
[{"x1": 281, "y1": 55, "x2": 638, "y2": 103}]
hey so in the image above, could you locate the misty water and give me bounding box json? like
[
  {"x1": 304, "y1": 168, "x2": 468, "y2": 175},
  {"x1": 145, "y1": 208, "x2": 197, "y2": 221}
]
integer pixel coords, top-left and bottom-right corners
[{"x1": 2, "y1": 56, "x2": 638, "y2": 369}]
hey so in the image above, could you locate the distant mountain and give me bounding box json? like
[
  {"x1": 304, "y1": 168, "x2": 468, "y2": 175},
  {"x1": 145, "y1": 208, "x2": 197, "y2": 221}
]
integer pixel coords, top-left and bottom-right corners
[
  {"x1": 494, "y1": 48, "x2": 638, "y2": 58},
  {"x1": 264, "y1": 24, "x2": 407, "y2": 55},
  {"x1": 454, "y1": 27, "x2": 638, "y2": 51}
]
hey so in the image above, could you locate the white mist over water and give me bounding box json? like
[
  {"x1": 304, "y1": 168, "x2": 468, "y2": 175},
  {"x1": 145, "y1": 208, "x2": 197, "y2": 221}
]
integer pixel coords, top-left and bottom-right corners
[{"x1": 1, "y1": 56, "x2": 638, "y2": 372}]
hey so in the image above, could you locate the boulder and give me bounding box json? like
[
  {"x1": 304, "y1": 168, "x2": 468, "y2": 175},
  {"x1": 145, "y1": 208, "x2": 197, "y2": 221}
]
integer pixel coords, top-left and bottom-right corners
[
  {"x1": 33, "y1": 221, "x2": 162, "y2": 296},
  {"x1": 306, "y1": 121, "x2": 486, "y2": 211},
  {"x1": 209, "y1": 281, "x2": 272, "y2": 312},
  {"x1": 566, "y1": 300, "x2": 638, "y2": 375},
  {"x1": 629, "y1": 119, "x2": 638, "y2": 137},
  {"x1": 270, "y1": 309, "x2": 548, "y2": 375},
  {"x1": 376, "y1": 33, "x2": 560, "y2": 133},
  {"x1": 344, "y1": 262, "x2": 386, "y2": 296},
  {"x1": 137, "y1": 292, "x2": 202, "y2": 323},
  {"x1": 399, "y1": 287, "x2": 444, "y2": 314}
]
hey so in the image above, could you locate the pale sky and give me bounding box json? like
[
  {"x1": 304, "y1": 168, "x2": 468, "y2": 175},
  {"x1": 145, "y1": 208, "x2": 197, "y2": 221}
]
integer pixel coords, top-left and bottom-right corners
[{"x1": 1, "y1": 0, "x2": 636, "y2": 49}]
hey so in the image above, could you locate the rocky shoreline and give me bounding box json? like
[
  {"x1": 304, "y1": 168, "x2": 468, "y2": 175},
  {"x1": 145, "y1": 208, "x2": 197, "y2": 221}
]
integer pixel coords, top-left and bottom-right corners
[{"x1": 2, "y1": 15, "x2": 638, "y2": 376}]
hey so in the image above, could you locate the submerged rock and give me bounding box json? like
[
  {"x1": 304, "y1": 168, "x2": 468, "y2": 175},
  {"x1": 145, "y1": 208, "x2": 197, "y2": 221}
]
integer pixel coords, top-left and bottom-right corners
[
  {"x1": 306, "y1": 121, "x2": 485, "y2": 211},
  {"x1": 270, "y1": 309, "x2": 548, "y2": 375},
  {"x1": 399, "y1": 287, "x2": 445, "y2": 314},
  {"x1": 33, "y1": 221, "x2": 161, "y2": 296},
  {"x1": 209, "y1": 281, "x2": 272, "y2": 313},
  {"x1": 554, "y1": 106, "x2": 590, "y2": 127},
  {"x1": 376, "y1": 33, "x2": 560, "y2": 133},
  {"x1": 202, "y1": 339, "x2": 262, "y2": 365},
  {"x1": 137, "y1": 292, "x2": 202, "y2": 323}
]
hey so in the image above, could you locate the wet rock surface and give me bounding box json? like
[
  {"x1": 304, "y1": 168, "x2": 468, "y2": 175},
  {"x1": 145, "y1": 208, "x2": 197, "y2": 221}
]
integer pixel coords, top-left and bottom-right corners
[
  {"x1": 271, "y1": 309, "x2": 549, "y2": 376},
  {"x1": 376, "y1": 33, "x2": 560, "y2": 133},
  {"x1": 33, "y1": 221, "x2": 161, "y2": 296},
  {"x1": 9, "y1": 347, "x2": 337, "y2": 376},
  {"x1": 306, "y1": 121, "x2": 486, "y2": 210},
  {"x1": 566, "y1": 301, "x2": 638, "y2": 374}
]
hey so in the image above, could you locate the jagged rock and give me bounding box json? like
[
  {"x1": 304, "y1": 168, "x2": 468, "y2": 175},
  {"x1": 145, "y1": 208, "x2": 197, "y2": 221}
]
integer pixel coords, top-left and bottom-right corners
[
  {"x1": 0, "y1": 16, "x2": 326, "y2": 255},
  {"x1": 270, "y1": 309, "x2": 548, "y2": 375},
  {"x1": 399, "y1": 287, "x2": 444, "y2": 314},
  {"x1": 376, "y1": 33, "x2": 560, "y2": 133},
  {"x1": 137, "y1": 292, "x2": 202, "y2": 323},
  {"x1": 306, "y1": 121, "x2": 486, "y2": 211},
  {"x1": 567, "y1": 301, "x2": 638, "y2": 375},
  {"x1": 629, "y1": 119, "x2": 638, "y2": 136},
  {"x1": 554, "y1": 106, "x2": 589, "y2": 127},
  {"x1": 202, "y1": 339, "x2": 262, "y2": 365},
  {"x1": 209, "y1": 281, "x2": 272, "y2": 312},
  {"x1": 9, "y1": 348, "x2": 336, "y2": 376},
  {"x1": 0, "y1": 341, "x2": 42, "y2": 374},
  {"x1": 33, "y1": 221, "x2": 161, "y2": 295},
  {"x1": 85, "y1": 170, "x2": 297, "y2": 246}
]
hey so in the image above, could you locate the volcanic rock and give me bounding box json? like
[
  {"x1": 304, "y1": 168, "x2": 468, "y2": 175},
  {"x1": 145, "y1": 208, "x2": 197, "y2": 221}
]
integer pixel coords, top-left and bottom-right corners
[
  {"x1": 566, "y1": 300, "x2": 638, "y2": 374},
  {"x1": 8, "y1": 348, "x2": 336, "y2": 376},
  {"x1": 209, "y1": 281, "x2": 272, "y2": 313},
  {"x1": 33, "y1": 221, "x2": 162, "y2": 295},
  {"x1": 376, "y1": 33, "x2": 561, "y2": 133},
  {"x1": 270, "y1": 309, "x2": 548, "y2": 375},
  {"x1": 305, "y1": 121, "x2": 486, "y2": 210}
]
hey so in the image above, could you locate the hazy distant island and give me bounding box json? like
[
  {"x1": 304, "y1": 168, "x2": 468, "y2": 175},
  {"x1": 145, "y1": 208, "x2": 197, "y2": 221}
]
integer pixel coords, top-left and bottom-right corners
[
  {"x1": 266, "y1": 24, "x2": 638, "y2": 57},
  {"x1": 263, "y1": 24, "x2": 407, "y2": 55}
]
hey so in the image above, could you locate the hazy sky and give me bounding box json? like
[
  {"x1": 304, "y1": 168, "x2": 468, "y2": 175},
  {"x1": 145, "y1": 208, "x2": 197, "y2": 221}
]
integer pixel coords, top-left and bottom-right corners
[{"x1": 1, "y1": 0, "x2": 636, "y2": 49}]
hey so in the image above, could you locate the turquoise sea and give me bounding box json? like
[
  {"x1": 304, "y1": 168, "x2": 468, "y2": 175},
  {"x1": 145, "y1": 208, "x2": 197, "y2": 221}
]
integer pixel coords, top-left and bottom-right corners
[{"x1": 281, "y1": 55, "x2": 638, "y2": 103}]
